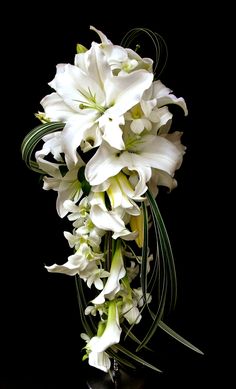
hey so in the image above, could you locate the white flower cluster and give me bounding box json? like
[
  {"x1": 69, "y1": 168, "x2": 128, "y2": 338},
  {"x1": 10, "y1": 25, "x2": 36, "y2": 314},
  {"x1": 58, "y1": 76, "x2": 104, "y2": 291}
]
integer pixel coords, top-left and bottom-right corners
[{"x1": 36, "y1": 26, "x2": 187, "y2": 372}]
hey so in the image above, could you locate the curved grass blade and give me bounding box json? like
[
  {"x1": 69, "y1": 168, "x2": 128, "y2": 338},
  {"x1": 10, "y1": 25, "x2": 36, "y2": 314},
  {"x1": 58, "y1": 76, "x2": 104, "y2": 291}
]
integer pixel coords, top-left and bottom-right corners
[
  {"x1": 136, "y1": 200, "x2": 168, "y2": 351},
  {"x1": 147, "y1": 208, "x2": 161, "y2": 308},
  {"x1": 75, "y1": 275, "x2": 96, "y2": 337},
  {"x1": 21, "y1": 122, "x2": 64, "y2": 173},
  {"x1": 136, "y1": 282, "x2": 167, "y2": 351},
  {"x1": 146, "y1": 190, "x2": 177, "y2": 310},
  {"x1": 141, "y1": 202, "x2": 149, "y2": 303},
  {"x1": 116, "y1": 344, "x2": 162, "y2": 373},
  {"x1": 107, "y1": 349, "x2": 136, "y2": 370},
  {"x1": 123, "y1": 325, "x2": 154, "y2": 352},
  {"x1": 120, "y1": 28, "x2": 168, "y2": 77},
  {"x1": 158, "y1": 320, "x2": 204, "y2": 355}
]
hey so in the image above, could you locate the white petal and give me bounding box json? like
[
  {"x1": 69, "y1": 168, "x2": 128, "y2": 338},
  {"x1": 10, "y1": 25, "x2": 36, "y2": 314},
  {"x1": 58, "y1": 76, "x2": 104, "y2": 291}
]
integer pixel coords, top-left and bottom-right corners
[
  {"x1": 122, "y1": 302, "x2": 142, "y2": 325},
  {"x1": 92, "y1": 245, "x2": 126, "y2": 305},
  {"x1": 85, "y1": 142, "x2": 125, "y2": 186},
  {"x1": 105, "y1": 70, "x2": 153, "y2": 116},
  {"x1": 88, "y1": 351, "x2": 111, "y2": 373},
  {"x1": 90, "y1": 26, "x2": 112, "y2": 44},
  {"x1": 50, "y1": 63, "x2": 105, "y2": 111},
  {"x1": 45, "y1": 262, "x2": 78, "y2": 276},
  {"x1": 88, "y1": 301, "x2": 121, "y2": 352},
  {"x1": 152, "y1": 106, "x2": 173, "y2": 127},
  {"x1": 152, "y1": 80, "x2": 188, "y2": 115},
  {"x1": 148, "y1": 169, "x2": 177, "y2": 197},
  {"x1": 140, "y1": 97, "x2": 157, "y2": 117},
  {"x1": 90, "y1": 205, "x2": 126, "y2": 234},
  {"x1": 61, "y1": 115, "x2": 96, "y2": 163},
  {"x1": 41, "y1": 92, "x2": 75, "y2": 122},
  {"x1": 98, "y1": 114, "x2": 125, "y2": 150},
  {"x1": 130, "y1": 118, "x2": 145, "y2": 134},
  {"x1": 36, "y1": 156, "x2": 61, "y2": 179},
  {"x1": 133, "y1": 135, "x2": 185, "y2": 176}
]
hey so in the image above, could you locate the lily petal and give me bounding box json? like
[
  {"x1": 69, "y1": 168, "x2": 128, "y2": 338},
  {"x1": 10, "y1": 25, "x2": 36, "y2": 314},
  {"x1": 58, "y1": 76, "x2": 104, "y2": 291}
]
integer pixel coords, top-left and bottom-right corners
[
  {"x1": 88, "y1": 300, "x2": 122, "y2": 352},
  {"x1": 92, "y1": 242, "x2": 125, "y2": 304}
]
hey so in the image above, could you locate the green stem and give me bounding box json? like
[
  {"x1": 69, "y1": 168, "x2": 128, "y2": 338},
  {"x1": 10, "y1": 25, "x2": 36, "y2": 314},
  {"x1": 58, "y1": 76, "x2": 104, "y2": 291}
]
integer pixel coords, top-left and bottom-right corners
[{"x1": 106, "y1": 231, "x2": 113, "y2": 271}]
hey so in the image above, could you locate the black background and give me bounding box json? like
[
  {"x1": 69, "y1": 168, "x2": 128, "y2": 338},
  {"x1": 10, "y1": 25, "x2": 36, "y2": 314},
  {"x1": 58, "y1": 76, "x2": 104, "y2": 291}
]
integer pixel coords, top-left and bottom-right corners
[{"x1": 1, "y1": 3, "x2": 223, "y2": 388}]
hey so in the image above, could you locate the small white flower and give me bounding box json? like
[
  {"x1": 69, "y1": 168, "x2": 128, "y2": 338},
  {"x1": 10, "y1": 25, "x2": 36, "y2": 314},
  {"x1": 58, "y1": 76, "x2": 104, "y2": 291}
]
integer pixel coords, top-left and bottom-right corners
[
  {"x1": 45, "y1": 242, "x2": 108, "y2": 289},
  {"x1": 35, "y1": 133, "x2": 84, "y2": 218}
]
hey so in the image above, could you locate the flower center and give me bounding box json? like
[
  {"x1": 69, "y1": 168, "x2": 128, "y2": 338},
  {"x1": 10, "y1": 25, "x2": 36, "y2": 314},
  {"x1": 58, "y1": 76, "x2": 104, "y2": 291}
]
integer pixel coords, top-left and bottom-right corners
[
  {"x1": 76, "y1": 87, "x2": 107, "y2": 114},
  {"x1": 125, "y1": 134, "x2": 143, "y2": 153}
]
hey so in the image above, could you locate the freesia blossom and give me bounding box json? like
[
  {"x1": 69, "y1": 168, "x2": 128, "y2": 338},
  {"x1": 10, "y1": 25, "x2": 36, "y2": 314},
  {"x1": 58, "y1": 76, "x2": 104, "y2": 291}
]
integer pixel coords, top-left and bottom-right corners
[
  {"x1": 63, "y1": 198, "x2": 105, "y2": 250},
  {"x1": 45, "y1": 242, "x2": 108, "y2": 289}
]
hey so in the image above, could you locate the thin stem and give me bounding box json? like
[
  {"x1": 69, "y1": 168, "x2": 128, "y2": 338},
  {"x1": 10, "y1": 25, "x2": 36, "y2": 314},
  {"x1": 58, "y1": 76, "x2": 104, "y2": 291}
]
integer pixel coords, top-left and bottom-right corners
[{"x1": 106, "y1": 231, "x2": 113, "y2": 271}]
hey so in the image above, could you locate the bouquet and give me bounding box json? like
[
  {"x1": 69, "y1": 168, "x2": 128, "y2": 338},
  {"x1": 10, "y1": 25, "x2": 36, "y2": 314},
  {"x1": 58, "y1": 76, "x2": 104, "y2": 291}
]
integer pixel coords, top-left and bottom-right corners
[{"x1": 21, "y1": 26, "x2": 202, "y2": 376}]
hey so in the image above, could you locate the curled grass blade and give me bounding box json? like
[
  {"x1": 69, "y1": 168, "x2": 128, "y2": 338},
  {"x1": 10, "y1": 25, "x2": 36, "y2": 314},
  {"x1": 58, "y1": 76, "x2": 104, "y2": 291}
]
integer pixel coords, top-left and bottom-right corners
[
  {"x1": 120, "y1": 27, "x2": 168, "y2": 77},
  {"x1": 21, "y1": 122, "x2": 64, "y2": 173}
]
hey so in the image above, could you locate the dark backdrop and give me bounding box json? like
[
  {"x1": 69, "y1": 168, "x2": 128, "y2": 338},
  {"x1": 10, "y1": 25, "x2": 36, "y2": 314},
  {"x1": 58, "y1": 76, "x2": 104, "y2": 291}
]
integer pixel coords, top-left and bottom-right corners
[{"x1": 1, "y1": 3, "x2": 220, "y2": 388}]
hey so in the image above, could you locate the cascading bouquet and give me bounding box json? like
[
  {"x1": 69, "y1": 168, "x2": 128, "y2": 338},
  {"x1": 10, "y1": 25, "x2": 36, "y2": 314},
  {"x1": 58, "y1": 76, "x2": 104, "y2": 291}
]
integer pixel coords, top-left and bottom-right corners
[{"x1": 21, "y1": 26, "x2": 203, "y2": 375}]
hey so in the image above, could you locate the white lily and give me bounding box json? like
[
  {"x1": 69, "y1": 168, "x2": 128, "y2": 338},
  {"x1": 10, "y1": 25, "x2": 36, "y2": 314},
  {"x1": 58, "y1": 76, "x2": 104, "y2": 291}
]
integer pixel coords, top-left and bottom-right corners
[
  {"x1": 92, "y1": 240, "x2": 125, "y2": 305},
  {"x1": 41, "y1": 37, "x2": 153, "y2": 162},
  {"x1": 85, "y1": 131, "x2": 185, "y2": 196}
]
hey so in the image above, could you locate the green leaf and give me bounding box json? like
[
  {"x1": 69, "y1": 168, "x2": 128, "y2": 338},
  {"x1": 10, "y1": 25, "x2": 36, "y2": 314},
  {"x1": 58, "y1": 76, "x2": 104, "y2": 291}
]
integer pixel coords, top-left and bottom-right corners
[
  {"x1": 116, "y1": 344, "x2": 162, "y2": 373},
  {"x1": 147, "y1": 190, "x2": 177, "y2": 311},
  {"x1": 123, "y1": 325, "x2": 154, "y2": 352},
  {"x1": 158, "y1": 320, "x2": 204, "y2": 355},
  {"x1": 141, "y1": 202, "x2": 149, "y2": 303},
  {"x1": 107, "y1": 349, "x2": 136, "y2": 370},
  {"x1": 75, "y1": 276, "x2": 96, "y2": 337},
  {"x1": 136, "y1": 194, "x2": 170, "y2": 351},
  {"x1": 21, "y1": 122, "x2": 64, "y2": 173}
]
